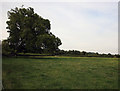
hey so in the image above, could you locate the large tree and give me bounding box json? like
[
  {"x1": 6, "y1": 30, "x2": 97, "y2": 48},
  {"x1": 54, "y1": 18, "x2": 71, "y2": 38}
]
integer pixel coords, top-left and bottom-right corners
[{"x1": 6, "y1": 6, "x2": 62, "y2": 54}]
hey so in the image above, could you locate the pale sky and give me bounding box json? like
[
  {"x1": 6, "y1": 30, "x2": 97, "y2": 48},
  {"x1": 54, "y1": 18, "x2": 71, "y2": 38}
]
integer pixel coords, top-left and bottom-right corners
[{"x1": 0, "y1": 0, "x2": 118, "y2": 54}]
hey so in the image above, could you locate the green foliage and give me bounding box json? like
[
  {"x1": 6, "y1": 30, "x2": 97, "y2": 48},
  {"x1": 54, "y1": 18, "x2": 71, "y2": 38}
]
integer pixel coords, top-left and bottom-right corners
[
  {"x1": 56, "y1": 50, "x2": 118, "y2": 58},
  {"x1": 6, "y1": 6, "x2": 62, "y2": 54},
  {"x1": 3, "y1": 57, "x2": 118, "y2": 89},
  {"x1": 2, "y1": 40, "x2": 14, "y2": 56},
  {"x1": 36, "y1": 33, "x2": 61, "y2": 54}
]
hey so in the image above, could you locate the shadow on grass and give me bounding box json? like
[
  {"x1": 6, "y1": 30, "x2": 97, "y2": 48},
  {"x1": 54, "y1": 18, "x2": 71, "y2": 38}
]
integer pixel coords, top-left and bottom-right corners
[{"x1": 30, "y1": 57, "x2": 60, "y2": 60}]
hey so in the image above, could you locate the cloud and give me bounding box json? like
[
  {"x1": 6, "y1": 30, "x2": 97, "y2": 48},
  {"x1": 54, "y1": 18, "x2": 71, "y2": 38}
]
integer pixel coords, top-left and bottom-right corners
[{"x1": 48, "y1": 2, "x2": 118, "y2": 54}]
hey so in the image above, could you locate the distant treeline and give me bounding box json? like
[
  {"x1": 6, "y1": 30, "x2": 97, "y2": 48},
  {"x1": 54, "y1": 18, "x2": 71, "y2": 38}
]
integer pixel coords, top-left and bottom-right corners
[
  {"x1": 1, "y1": 41, "x2": 119, "y2": 58},
  {"x1": 55, "y1": 50, "x2": 120, "y2": 58}
]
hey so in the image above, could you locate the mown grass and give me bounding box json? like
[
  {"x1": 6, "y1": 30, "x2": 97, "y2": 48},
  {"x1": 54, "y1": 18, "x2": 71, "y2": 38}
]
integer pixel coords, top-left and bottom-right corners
[{"x1": 2, "y1": 56, "x2": 118, "y2": 89}]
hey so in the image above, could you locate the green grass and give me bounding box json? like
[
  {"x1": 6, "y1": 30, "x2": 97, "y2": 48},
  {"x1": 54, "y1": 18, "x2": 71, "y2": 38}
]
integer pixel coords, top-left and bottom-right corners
[{"x1": 2, "y1": 56, "x2": 118, "y2": 89}]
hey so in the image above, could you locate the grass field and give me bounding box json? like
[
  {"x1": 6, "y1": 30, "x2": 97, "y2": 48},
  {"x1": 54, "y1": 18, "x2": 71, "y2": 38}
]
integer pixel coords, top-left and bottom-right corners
[{"x1": 2, "y1": 56, "x2": 118, "y2": 89}]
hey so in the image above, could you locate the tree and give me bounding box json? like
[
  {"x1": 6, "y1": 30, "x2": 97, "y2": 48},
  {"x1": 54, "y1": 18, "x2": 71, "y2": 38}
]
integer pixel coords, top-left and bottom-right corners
[
  {"x1": 6, "y1": 6, "x2": 62, "y2": 54},
  {"x1": 82, "y1": 51, "x2": 86, "y2": 56},
  {"x1": 2, "y1": 40, "x2": 13, "y2": 56},
  {"x1": 36, "y1": 33, "x2": 61, "y2": 54}
]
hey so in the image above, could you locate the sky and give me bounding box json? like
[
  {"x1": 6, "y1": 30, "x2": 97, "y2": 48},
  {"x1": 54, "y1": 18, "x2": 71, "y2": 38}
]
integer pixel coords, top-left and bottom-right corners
[{"x1": 0, "y1": 0, "x2": 118, "y2": 54}]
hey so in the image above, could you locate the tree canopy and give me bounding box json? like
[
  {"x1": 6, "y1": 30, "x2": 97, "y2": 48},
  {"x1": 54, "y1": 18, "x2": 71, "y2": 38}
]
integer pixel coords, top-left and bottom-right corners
[{"x1": 5, "y1": 6, "x2": 62, "y2": 54}]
